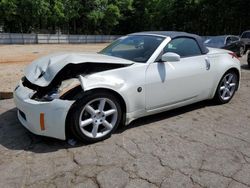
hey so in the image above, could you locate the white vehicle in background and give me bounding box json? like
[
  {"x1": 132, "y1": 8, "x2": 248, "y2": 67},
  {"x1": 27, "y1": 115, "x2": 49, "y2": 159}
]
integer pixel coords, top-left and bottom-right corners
[{"x1": 14, "y1": 31, "x2": 241, "y2": 143}]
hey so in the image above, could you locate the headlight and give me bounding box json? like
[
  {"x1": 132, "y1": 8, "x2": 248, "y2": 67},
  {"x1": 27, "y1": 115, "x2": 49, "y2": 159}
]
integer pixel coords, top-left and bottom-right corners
[
  {"x1": 41, "y1": 89, "x2": 60, "y2": 101},
  {"x1": 36, "y1": 78, "x2": 81, "y2": 101}
]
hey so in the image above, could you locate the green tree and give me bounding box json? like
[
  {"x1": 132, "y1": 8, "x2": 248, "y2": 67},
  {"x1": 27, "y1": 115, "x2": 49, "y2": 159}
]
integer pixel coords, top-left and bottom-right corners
[
  {"x1": 0, "y1": 0, "x2": 250, "y2": 35},
  {"x1": 0, "y1": 0, "x2": 18, "y2": 32}
]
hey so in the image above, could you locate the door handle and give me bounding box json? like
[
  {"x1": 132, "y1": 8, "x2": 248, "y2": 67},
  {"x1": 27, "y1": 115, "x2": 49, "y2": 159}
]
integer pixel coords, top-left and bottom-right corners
[{"x1": 205, "y1": 57, "x2": 210, "y2": 70}]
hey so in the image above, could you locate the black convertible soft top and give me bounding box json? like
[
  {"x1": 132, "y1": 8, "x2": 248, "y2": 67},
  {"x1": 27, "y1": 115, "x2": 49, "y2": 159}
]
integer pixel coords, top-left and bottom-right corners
[{"x1": 130, "y1": 31, "x2": 209, "y2": 54}]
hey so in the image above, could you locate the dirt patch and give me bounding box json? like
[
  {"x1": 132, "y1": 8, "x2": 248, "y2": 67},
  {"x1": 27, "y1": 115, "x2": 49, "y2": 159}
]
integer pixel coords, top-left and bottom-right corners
[
  {"x1": 0, "y1": 92, "x2": 13, "y2": 100},
  {"x1": 0, "y1": 44, "x2": 108, "y2": 93}
]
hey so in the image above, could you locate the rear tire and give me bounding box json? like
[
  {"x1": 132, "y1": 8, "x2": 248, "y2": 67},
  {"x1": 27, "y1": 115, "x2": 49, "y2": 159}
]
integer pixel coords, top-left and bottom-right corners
[
  {"x1": 69, "y1": 91, "x2": 122, "y2": 143},
  {"x1": 213, "y1": 71, "x2": 239, "y2": 104}
]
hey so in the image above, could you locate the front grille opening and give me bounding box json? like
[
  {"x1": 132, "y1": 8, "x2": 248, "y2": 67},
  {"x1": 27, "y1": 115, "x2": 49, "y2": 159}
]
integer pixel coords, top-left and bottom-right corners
[{"x1": 22, "y1": 77, "x2": 61, "y2": 100}]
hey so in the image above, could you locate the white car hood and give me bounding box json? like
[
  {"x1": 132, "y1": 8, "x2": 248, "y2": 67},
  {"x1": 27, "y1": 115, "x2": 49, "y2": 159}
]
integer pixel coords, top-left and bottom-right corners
[{"x1": 24, "y1": 52, "x2": 134, "y2": 87}]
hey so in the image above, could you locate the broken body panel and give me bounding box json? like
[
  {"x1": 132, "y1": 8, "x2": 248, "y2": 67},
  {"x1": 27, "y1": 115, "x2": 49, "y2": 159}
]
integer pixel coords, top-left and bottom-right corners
[
  {"x1": 25, "y1": 52, "x2": 134, "y2": 87},
  {"x1": 15, "y1": 52, "x2": 144, "y2": 140}
]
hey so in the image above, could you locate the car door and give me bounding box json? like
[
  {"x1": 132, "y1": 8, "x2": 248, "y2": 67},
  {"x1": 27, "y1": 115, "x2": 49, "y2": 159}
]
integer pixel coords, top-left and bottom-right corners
[
  {"x1": 225, "y1": 36, "x2": 238, "y2": 51},
  {"x1": 145, "y1": 37, "x2": 214, "y2": 110}
]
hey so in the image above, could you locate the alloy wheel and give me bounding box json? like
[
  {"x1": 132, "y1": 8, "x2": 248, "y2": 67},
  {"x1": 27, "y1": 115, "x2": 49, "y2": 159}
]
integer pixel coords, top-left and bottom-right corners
[
  {"x1": 78, "y1": 98, "x2": 118, "y2": 138},
  {"x1": 219, "y1": 73, "x2": 237, "y2": 101}
]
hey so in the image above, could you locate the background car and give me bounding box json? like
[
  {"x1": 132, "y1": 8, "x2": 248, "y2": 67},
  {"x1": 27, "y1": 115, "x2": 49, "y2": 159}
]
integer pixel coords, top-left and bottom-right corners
[
  {"x1": 240, "y1": 30, "x2": 250, "y2": 52},
  {"x1": 204, "y1": 35, "x2": 245, "y2": 57}
]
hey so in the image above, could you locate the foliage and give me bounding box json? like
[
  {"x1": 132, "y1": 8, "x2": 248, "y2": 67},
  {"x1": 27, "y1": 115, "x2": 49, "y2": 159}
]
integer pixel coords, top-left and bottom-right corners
[{"x1": 0, "y1": 0, "x2": 249, "y2": 35}]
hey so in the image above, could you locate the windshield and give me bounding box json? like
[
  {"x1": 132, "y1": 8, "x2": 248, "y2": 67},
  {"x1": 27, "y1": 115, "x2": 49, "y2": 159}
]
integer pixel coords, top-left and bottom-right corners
[
  {"x1": 241, "y1": 32, "x2": 250, "y2": 39},
  {"x1": 204, "y1": 36, "x2": 225, "y2": 48},
  {"x1": 100, "y1": 35, "x2": 165, "y2": 63}
]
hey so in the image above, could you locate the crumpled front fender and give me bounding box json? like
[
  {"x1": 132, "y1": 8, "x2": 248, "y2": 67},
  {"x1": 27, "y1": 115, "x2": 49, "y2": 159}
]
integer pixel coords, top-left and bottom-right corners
[
  {"x1": 59, "y1": 65, "x2": 146, "y2": 126},
  {"x1": 78, "y1": 75, "x2": 125, "y2": 92},
  {"x1": 77, "y1": 72, "x2": 146, "y2": 125}
]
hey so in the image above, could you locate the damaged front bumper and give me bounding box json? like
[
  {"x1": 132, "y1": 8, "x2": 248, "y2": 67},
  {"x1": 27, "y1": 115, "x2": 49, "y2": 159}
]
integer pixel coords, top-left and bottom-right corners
[{"x1": 14, "y1": 81, "x2": 74, "y2": 140}]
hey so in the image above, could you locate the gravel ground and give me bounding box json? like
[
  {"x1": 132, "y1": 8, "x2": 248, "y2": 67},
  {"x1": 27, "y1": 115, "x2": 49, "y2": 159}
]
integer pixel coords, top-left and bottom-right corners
[{"x1": 0, "y1": 53, "x2": 250, "y2": 188}]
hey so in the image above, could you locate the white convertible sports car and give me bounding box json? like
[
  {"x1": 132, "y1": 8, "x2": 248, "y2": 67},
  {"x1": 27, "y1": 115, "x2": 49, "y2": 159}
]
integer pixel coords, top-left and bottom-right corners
[{"x1": 14, "y1": 31, "x2": 241, "y2": 143}]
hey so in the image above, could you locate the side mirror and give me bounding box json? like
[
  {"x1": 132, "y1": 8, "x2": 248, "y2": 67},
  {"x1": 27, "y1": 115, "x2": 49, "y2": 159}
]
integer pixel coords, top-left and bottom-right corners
[{"x1": 161, "y1": 52, "x2": 180, "y2": 62}]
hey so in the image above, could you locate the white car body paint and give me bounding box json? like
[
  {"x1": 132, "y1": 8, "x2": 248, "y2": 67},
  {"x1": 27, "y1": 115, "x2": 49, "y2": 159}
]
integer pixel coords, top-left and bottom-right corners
[
  {"x1": 146, "y1": 55, "x2": 213, "y2": 109},
  {"x1": 14, "y1": 34, "x2": 241, "y2": 140}
]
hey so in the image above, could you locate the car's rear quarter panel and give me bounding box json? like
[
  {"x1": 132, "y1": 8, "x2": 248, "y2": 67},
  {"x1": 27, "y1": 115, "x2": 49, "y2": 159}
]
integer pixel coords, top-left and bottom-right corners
[{"x1": 207, "y1": 48, "x2": 241, "y2": 98}]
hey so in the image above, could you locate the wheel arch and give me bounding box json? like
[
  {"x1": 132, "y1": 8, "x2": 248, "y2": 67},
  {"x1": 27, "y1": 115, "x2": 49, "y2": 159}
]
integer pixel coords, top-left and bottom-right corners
[
  {"x1": 65, "y1": 87, "x2": 127, "y2": 139},
  {"x1": 225, "y1": 67, "x2": 240, "y2": 91},
  {"x1": 84, "y1": 88, "x2": 127, "y2": 114},
  {"x1": 211, "y1": 67, "x2": 240, "y2": 99}
]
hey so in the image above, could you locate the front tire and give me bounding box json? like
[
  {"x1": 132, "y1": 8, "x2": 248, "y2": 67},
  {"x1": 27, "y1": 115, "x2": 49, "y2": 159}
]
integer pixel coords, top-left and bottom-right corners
[
  {"x1": 70, "y1": 91, "x2": 122, "y2": 143},
  {"x1": 214, "y1": 71, "x2": 239, "y2": 104}
]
